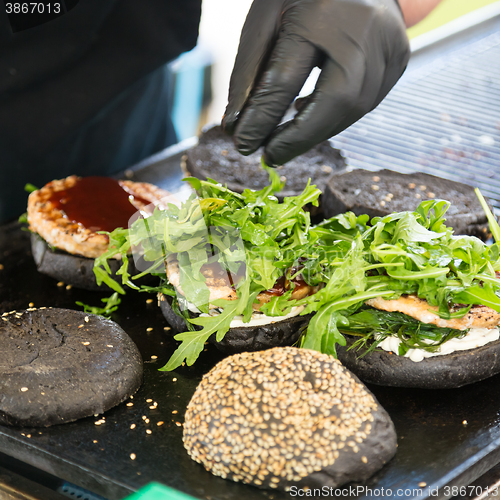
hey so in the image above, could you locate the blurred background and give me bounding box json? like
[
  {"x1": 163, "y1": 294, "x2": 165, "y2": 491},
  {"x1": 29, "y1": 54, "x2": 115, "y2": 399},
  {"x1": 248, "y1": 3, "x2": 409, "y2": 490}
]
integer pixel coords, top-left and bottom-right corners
[{"x1": 168, "y1": 0, "x2": 500, "y2": 142}]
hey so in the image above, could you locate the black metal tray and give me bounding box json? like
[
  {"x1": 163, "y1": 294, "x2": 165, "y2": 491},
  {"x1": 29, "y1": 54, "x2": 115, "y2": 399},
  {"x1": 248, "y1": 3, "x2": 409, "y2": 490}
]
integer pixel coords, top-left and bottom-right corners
[{"x1": 2, "y1": 144, "x2": 500, "y2": 500}]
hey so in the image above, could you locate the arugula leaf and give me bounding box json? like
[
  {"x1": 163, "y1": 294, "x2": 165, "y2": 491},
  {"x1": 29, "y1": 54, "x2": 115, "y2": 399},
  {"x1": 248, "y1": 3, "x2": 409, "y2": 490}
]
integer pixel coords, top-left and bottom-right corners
[
  {"x1": 475, "y1": 188, "x2": 500, "y2": 242},
  {"x1": 76, "y1": 292, "x2": 122, "y2": 317}
]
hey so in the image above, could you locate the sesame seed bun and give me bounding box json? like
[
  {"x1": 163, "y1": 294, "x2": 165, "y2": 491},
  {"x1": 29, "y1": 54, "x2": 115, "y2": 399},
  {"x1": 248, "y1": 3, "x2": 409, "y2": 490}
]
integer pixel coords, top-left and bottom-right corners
[{"x1": 183, "y1": 347, "x2": 396, "y2": 491}]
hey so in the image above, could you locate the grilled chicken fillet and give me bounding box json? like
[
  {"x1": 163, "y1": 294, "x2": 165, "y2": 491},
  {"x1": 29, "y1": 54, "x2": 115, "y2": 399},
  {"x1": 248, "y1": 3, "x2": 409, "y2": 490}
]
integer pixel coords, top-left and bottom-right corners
[
  {"x1": 166, "y1": 257, "x2": 317, "y2": 310},
  {"x1": 366, "y1": 295, "x2": 500, "y2": 330},
  {"x1": 28, "y1": 176, "x2": 174, "y2": 259}
]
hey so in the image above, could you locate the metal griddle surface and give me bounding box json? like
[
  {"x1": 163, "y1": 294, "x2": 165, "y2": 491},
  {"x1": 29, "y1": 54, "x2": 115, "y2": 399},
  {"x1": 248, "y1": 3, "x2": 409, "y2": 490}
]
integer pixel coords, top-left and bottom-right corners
[{"x1": 2, "y1": 148, "x2": 500, "y2": 500}]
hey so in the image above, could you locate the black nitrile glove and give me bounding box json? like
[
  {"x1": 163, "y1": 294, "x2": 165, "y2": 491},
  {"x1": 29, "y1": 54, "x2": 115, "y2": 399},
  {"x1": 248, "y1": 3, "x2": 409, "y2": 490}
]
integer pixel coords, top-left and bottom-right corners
[{"x1": 222, "y1": 0, "x2": 410, "y2": 166}]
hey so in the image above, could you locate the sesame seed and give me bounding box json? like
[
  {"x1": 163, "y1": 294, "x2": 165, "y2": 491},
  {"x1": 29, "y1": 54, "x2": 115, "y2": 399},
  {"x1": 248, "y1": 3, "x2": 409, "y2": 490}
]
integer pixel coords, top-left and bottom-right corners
[
  {"x1": 82, "y1": 341, "x2": 90, "y2": 346},
  {"x1": 84, "y1": 316, "x2": 89, "y2": 322},
  {"x1": 93, "y1": 440, "x2": 98, "y2": 443},
  {"x1": 463, "y1": 420, "x2": 468, "y2": 426},
  {"x1": 146, "y1": 299, "x2": 153, "y2": 304},
  {"x1": 130, "y1": 453, "x2": 136, "y2": 460},
  {"x1": 415, "y1": 193, "x2": 421, "y2": 199},
  {"x1": 157, "y1": 421, "x2": 164, "y2": 426},
  {"x1": 107, "y1": 344, "x2": 113, "y2": 348},
  {"x1": 0, "y1": 264, "x2": 3, "y2": 270},
  {"x1": 427, "y1": 192, "x2": 435, "y2": 198},
  {"x1": 57, "y1": 281, "x2": 64, "y2": 287},
  {"x1": 146, "y1": 399, "x2": 153, "y2": 403},
  {"x1": 380, "y1": 201, "x2": 386, "y2": 207},
  {"x1": 419, "y1": 482, "x2": 427, "y2": 488},
  {"x1": 419, "y1": 185, "x2": 426, "y2": 191},
  {"x1": 361, "y1": 456, "x2": 368, "y2": 463},
  {"x1": 20, "y1": 387, "x2": 28, "y2": 392},
  {"x1": 149, "y1": 406, "x2": 156, "y2": 410},
  {"x1": 164, "y1": 326, "x2": 171, "y2": 331},
  {"x1": 172, "y1": 410, "x2": 178, "y2": 414},
  {"x1": 151, "y1": 355, "x2": 158, "y2": 360},
  {"x1": 28, "y1": 302, "x2": 34, "y2": 307},
  {"x1": 126, "y1": 402, "x2": 134, "y2": 407},
  {"x1": 372, "y1": 176, "x2": 380, "y2": 182},
  {"x1": 175, "y1": 422, "x2": 182, "y2": 427},
  {"x1": 146, "y1": 327, "x2": 153, "y2": 332},
  {"x1": 172, "y1": 378, "x2": 177, "y2": 382},
  {"x1": 146, "y1": 430, "x2": 152, "y2": 435},
  {"x1": 408, "y1": 183, "x2": 416, "y2": 189},
  {"x1": 321, "y1": 165, "x2": 333, "y2": 174},
  {"x1": 142, "y1": 416, "x2": 147, "y2": 420},
  {"x1": 66, "y1": 285, "x2": 72, "y2": 290},
  {"x1": 371, "y1": 185, "x2": 379, "y2": 191}
]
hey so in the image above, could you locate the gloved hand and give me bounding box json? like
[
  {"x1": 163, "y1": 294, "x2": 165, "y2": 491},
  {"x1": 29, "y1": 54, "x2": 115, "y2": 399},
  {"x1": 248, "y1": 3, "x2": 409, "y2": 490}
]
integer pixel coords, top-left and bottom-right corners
[{"x1": 222, "y1": 0, "x2": 410, "y2": 166}]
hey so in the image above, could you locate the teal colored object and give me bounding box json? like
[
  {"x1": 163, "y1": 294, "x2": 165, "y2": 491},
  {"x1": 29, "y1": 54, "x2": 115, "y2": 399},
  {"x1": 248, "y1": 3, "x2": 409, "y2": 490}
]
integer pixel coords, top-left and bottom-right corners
[{"x1": 123, "y1": 482, "x2": 198, "y2": 500}]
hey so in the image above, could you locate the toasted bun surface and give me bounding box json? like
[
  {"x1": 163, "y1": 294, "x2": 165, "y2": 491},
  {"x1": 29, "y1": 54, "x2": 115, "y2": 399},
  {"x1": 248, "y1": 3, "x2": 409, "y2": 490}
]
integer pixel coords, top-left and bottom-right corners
[
  {"x1": 183, "y1": 347, "x2": 396, "y2": 491},
  {"x1": 323, "y1": 169, "x2": 491, "y2": 238},
  {"x1": 185, "y1": 125, "x2": 346, "y2": 197},
  {"x1": 0, "y1": 308, "x2": 143, "y2": 427}
]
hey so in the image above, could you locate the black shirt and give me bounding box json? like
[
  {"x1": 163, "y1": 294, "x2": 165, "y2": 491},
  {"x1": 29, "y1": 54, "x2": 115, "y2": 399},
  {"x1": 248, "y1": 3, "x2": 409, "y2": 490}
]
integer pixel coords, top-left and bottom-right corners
[{"x1": 0, "y1": 0, "x2": 202, "y2": 222}]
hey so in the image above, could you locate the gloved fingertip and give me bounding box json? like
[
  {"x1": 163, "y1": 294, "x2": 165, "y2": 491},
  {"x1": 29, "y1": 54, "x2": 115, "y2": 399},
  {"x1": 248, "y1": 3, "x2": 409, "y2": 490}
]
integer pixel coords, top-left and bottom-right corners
[
  {"x1": 222, "y1": 110, "x2": 239, "y2": 135},
  {"x1": 262, "y1": 150, "x2": 281, "y2": 168}
]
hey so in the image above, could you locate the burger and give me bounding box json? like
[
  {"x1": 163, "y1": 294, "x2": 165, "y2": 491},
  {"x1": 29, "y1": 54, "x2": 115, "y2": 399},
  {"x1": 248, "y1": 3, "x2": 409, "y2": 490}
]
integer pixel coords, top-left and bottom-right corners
[
  {"x1": 299, "y1": 192, "x2": 500, "y2": 388},
  {"x1": 95, "y1": 170, "x2": 500, "y2": 386},
  {"x1": 27, "y1": 175, "x2": 173, "y2": 290}
]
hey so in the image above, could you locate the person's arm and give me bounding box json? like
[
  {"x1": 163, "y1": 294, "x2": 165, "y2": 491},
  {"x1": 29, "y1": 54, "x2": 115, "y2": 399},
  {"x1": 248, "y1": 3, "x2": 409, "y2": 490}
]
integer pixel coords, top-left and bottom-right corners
[{"x1": 399, "y1": 0, "x2": 444, "y2": 27}]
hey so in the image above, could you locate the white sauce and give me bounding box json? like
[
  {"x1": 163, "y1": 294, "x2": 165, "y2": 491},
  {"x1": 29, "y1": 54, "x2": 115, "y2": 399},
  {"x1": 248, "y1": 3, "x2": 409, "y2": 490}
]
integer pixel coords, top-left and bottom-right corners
[
  {"x1": 378, "y1": 327, "x2": 500, "y2": 362},
  {"x1": 229, "y1": 306, "x2": 305, "y2": 328},
  {"x1": 183, "y1": 300, "x2": 305, "y2": 328},
  {"x1": 192, "y1": 303, "x2": 305, "y2": 328}
]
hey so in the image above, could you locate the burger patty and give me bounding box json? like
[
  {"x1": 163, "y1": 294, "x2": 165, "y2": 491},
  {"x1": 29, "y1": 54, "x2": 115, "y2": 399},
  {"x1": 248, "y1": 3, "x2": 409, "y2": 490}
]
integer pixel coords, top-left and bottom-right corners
[
  {"x1": 28, "y1": 176, "x2": 174, "y2": 259},
  {"x1": 166, "y1": 257, "x2": 317, "y2": 309},
  {"x1": 366, "y1": 295, "x2": 500, "y2": 330}
]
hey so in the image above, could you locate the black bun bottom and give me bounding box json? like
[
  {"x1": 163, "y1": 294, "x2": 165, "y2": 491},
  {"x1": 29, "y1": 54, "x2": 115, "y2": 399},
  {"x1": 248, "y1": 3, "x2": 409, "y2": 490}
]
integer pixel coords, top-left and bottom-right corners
[
  {"x1": 31, "y1": 233, "x2": 147, "y2": 291},
  {"x1": 0, "y1": 308, "x2": 143, "y2": 427},
  {"x1": 336, "y1": 335, "x2": 500, "y2": 389},
  {"x1": 159, "y1": 294, "x2": 310, "y2": 354},
  {"x1": 184, "y1": 347, "x2": 397, "y2": 491}
]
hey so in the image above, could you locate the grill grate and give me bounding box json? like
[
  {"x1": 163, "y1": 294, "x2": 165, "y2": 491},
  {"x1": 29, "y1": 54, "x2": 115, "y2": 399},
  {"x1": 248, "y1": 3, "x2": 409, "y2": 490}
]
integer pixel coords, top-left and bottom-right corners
[{"x1": 331, "y1": 29, "x2": 500, "y2": 211}]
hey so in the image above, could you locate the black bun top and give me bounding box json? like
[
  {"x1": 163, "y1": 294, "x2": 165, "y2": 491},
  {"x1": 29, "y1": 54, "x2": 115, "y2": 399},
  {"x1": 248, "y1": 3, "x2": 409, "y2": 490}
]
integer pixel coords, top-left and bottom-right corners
[
  {"x1": 183, "y1": 347, "x2": 396, "y2": 491},
  {"x1": 185, "y1": 125, "x2": 346, "y2": 196},
  {"x1": 0, "y1": 308, "x2": 143, "y2": 427}
]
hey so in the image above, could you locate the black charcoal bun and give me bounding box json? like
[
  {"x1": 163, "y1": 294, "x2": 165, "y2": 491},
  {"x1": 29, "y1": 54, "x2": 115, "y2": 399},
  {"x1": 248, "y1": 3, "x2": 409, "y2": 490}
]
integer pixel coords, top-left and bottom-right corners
[
  {"x1": 183, "y1": 347, "x2": 397, "y2": 491},
  {"x1": 337, "y1": 335, "x2": 500, "y2": 389},
  {"x1": 0, "y1": 307, "x2": 143, "y2": 427},
  {"x1": 184, "y1": 125, "x2": 346, "y2": 199},
  {"x1": 323, "y1": 169, "x2": 491, "y2": 238},
  {"x1": 31, "y1": 233, "x2": 143, "y2": 291},
  {"x1": 159, "y1": 294, "x2": 309, "y2": 354}
]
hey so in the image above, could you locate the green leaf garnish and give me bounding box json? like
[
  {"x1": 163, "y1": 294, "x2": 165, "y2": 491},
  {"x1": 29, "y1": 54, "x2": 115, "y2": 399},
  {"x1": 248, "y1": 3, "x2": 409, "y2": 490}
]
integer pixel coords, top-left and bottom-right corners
[
  {"x1": 76, "y1": 292, "x2": 122, "y2": 317},
  {"x1": 92, "y1": 171, "x2": 500, "y2": 370}
]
